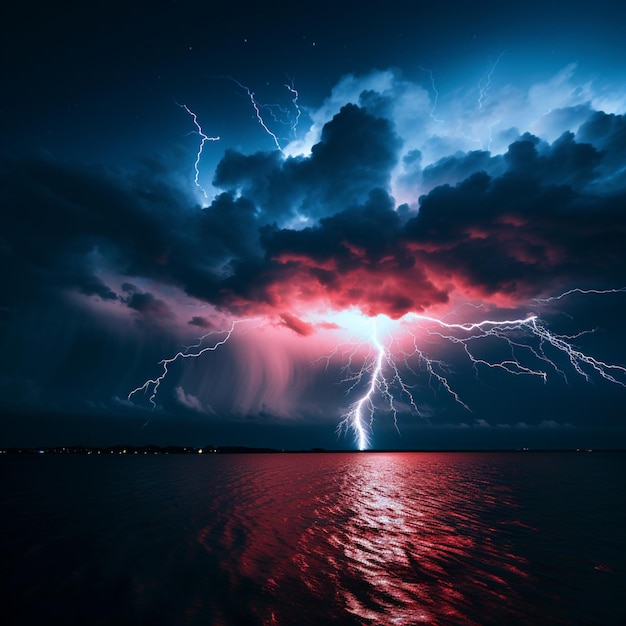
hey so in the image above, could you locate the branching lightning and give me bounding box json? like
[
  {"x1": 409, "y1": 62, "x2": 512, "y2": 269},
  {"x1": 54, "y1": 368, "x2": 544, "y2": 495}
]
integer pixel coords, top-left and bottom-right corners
[
  {"x1": 177, "y1": 78, "x2": 301, "y2": 200},
  {"x1": 228, "y1": 78, "x2": 284, "y2": 151},
  {"x1": 335, "y1": 319, "x2": 386, "y2": 450},
  {"x1": 534, "y1": 287, "x2": 626, "y2": 303},
  {"x1": 214, "y1": 76, "x2": 304, "y2": 151},
  {"x1": 177, "y1": 103, "x2": 219, "y2": 199},
  {"x1": 424, "y1": 52, "x2": 505, "y2": 152},
  {"x1": 122, "y1": 65, "x2": 626, "y2": 450},
  {"x1": 419, "y1": 67, "x2": 445, "y2": 124},
  {"x1": 477, "y1": 52, "x2": 504, "y2": 110},
  {"x1": 128, "y1": 288, "x2": 626, "y2": 450},
  {"x1": 330, "y1": 289, "x2": 626, "y2": 449},
  {"x1": 128, "y1": 319, "x2": 260, "y2": 409},
  {"x1": 284, "y1": 78, "x2": 301, "y2": 138}
]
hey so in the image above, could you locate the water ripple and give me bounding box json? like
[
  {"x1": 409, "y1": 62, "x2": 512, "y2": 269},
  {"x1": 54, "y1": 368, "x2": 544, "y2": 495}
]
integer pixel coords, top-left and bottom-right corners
[{"x1": 2, "y1": 452, "x2": 625, "y2": 625}]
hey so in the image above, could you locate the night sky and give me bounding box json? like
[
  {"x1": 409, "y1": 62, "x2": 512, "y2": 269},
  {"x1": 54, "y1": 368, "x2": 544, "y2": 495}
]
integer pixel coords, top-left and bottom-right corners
[{"x1": 2, "y1": 0, "x2": 626, "y2": 450}]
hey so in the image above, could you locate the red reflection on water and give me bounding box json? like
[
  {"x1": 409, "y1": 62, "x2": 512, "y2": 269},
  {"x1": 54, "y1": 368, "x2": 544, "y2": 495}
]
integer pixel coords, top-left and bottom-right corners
[{"x1": 197, "y1": 453, "x2": 529, "y2": 625}]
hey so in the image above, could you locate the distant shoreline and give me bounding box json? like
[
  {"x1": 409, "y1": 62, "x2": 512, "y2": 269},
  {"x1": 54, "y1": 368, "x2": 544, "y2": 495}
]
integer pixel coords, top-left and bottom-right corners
[{"x1": 1, "y1": 445, "x2": 624, "y2": 455}]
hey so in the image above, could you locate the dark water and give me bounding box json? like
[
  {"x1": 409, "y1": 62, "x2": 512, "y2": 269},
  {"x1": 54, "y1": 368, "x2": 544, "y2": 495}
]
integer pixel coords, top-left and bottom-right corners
[{"x1": 2, "y1": 452, "x2": 625, "y2": 625}]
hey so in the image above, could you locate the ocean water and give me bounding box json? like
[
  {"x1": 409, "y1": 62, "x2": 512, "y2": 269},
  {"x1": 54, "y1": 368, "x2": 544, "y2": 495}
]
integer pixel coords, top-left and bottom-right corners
[{"x1": 2, "y1": 451, "x2": 625, "y2": 625}]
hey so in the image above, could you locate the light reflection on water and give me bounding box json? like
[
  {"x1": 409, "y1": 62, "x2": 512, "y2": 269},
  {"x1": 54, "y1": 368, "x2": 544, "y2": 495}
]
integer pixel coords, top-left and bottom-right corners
[
  {"x1": 332, "y1": 455, "x2": 531, "y2": 624},
  {"x1": 2, "y1": 452, "x2": 625, "y2": 625}
]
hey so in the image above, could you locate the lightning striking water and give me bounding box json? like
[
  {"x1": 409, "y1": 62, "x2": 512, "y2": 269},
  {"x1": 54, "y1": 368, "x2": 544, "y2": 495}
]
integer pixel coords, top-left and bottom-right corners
[
  {"x1": 177, "y1": 103, "x2": 219, "y2": 199},
  {"x1": 335, "y1": 319, "x2": 386, "y2": 450},
  {"x1": 330, "y1": 290, "x2": 626, "y2": 448},
  {"x1": 128, "y1": 290, "x2": 626, "y2": 449}
]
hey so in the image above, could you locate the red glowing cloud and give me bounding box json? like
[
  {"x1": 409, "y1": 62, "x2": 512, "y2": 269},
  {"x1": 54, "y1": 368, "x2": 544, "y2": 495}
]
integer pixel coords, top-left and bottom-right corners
[{"x1": 261, "y1": 254, "x2": 450, "y2": 319}]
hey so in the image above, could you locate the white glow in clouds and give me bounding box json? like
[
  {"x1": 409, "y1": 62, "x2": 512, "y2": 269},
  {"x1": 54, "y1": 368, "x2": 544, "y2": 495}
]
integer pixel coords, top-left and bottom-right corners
[
  {"x1": 279, "y1": 64, "x2": 626, "y2": 207},
  {"x1": 122, "y1": 61, "x2": 626, "y2": 449}
]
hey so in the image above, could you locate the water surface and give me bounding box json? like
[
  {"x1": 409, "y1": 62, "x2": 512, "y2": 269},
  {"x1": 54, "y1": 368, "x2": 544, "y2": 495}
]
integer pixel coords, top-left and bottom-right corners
[{"x1": 2, "y1": 452, "x2": 625, "y2": 624}]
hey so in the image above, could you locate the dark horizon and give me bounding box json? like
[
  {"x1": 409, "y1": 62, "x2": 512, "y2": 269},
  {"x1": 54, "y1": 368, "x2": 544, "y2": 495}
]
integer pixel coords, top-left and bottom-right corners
[
  {"x1": 2, "y1": 409, "x2": 625, "y2": 452},
  {"x1": 3, "y1": 442, "x2": 624, "y2": 454}
]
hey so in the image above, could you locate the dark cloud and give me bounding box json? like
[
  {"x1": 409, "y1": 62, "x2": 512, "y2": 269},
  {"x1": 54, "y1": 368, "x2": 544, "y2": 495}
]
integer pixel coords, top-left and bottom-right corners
[
  {"x1": 188, "y1": 316, "x2": 212, "y2": 328},
  {"x1": 404, "y1": 130, "x2": 626, "y2": 304},
  {"x1": 213, "y1": 117, "x2": 626, "y2": 316},
  {"x1": 421, "y1": 149, "x2": 503, "y2": 190},
  {"x1": 256, "y1": 188, "x2": 449, "y2": 318},
  {"x1": 2, "y1": 0, "x2": 626, "y2": 451},
  {"x1": 0, "y1": 156, "x2": 187, "y2": 311},
  {"x1": 213, "y1": 103, "x2": 401, "y2": 223},
  {"x1": 2, "y1": 106, "x2": 626, "y2": 327},
  {"x1": 75, "y1": 275, "x2": 118, "y2": 301},
  {"x1": 124, "y1": 291, "x2": 173, "y2": 320},
  {"x1": 577, "y1": 110, "x2": 626, "y2": 190}
]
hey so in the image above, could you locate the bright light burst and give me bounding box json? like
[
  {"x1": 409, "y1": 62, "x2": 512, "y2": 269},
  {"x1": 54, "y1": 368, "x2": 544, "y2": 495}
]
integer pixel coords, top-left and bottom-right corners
[
  {"x1": 128, "y1": 291, "x2": 626, "y2": 450},
  {"x1": 126, "y1": 77, "x2": 626, "y2": 449},
  {"x1": 325, "y1": 304, "x2": 626, "y2": 449}
]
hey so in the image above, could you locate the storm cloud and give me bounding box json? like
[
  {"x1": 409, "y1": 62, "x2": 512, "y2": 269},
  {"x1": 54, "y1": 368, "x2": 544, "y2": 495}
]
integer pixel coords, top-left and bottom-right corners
[
  {"x1": 2, "y1": 96, "x2": 626, "y2": 324},
  {"x1": 2, "y1": 65, "x2": 626, "y2": 444}
]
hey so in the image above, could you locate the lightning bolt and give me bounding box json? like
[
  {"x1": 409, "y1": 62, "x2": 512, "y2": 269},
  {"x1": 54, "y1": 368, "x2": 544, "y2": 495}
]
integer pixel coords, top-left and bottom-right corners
[
  {"x1": 437, "y1": 52, "x2": 504, "y2": 152},
  {"x1": 284, "y1": 78, "x2": 301, "y2": 138},
  {"x1": 328, "y1": 289, "x2": 626, "y2": 449},
  {"x1": 128, "y1": 318, "x2": 260, "y2": 409},
  {"x1": 336, "y1": 318, "x2": 385, "y2": 450},
  {"x1": 127, "y1": 290, "x2": 626, "y2": 450},
  {"x1": 486, "y1": 118, "x2": 500, "y2": 152},
  {"x1": 177, "y1": 103, "x2": 220, "y2": 199},
  {"x1": 477, "y1": 51, "x2": 504, "y2": 110},
  {"x1": 410, "y1": 313, "x2": 626, "y2": 387},
  {"x1": 228, "y1": 78, "x2": 284, "y2": 151},
  {"x1": 418, "y1": 65, "x2": 494, "y2": 148},
  {"x1": 534, "y1": 287, "x2": 626, "y2": 303},
  {"x1": 419, "y1": 67, "x2": 445, "y2": 124}
]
